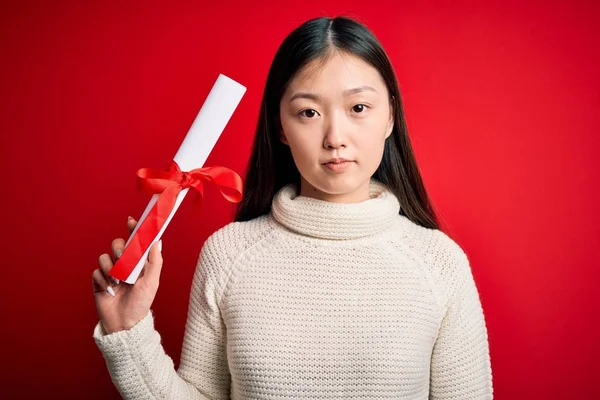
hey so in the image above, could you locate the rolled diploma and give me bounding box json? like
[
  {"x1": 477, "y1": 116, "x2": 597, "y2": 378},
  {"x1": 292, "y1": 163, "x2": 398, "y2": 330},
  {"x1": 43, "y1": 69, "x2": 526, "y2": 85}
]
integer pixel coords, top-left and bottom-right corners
[{"x1": 122, "y1": 74, "x2": 246, "y2": 284}]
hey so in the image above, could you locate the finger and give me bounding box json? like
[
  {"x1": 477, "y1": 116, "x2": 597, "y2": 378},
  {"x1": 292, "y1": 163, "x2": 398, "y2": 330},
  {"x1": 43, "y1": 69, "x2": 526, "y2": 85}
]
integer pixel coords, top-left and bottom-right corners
[
  {"x1": 108, "y1": 238, "x2": 126, "y2": 284},
  {"x1": 111, "y1": 238, "x2": 126, "y2": 260},
  {"x1": 98, "y1": 253, "x2": 119, "y2": 287},
  {"x1": 92, "y1": 268, "x2": 116, "y2": 296},
  {"x1": 143, "y1": 240, "x2": 163, "y2": 284},
  {"x1": 127, "y1": 216, "x2": 137, "y2": 234},
  {"x1": 92, "y1": 269, "x2": 106, "y2": 292}
]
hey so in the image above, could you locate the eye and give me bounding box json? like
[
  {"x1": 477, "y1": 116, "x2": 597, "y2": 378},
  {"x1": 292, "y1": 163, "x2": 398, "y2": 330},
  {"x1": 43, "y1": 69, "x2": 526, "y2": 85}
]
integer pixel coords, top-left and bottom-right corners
[
  {"x1": 351, "y1": 104, "x2": 369, "y2": 114},
  {"x1": 298, "y1": 109, "x2": 320, "y2": 119}
]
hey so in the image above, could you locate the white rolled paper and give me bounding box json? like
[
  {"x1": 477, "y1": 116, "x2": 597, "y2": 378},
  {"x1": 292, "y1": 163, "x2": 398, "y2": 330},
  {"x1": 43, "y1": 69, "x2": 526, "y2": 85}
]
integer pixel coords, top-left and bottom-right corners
[{"x1": 122, "y1": 74, "x2": 246, "y2": 283}]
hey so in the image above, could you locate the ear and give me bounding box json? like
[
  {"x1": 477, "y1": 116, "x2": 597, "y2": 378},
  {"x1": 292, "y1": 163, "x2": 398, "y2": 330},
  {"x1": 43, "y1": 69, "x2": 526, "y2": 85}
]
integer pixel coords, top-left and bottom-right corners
[
  {"x1": 385, "y1": 117, "x2": 394, "y2": 139},
  {"x1": 385, "y1": 98, "x2": 395, "y2": 139},
  {"x1": 277, "y1": 115, "x2": 289, "y2": 145},
  {"x1": 279, "y1": 129, "x2": 289, "y2": 145}
]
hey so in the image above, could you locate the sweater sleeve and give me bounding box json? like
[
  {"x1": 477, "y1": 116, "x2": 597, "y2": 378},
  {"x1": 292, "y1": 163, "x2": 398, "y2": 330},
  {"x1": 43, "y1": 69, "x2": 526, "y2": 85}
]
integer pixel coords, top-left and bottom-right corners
[
  {"x1": 92, "y1": 234, "x2": 231, "y2": 399},
  {"x1": 429, "y1": 238, "x2": 494, "y2": 399}
]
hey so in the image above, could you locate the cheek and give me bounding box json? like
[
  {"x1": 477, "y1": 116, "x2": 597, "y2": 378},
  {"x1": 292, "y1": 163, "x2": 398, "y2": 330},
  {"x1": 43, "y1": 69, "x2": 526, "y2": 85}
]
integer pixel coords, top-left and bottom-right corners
[
  {"x1": 290, "y1": 140, "x2": 319, "y2": 166},
  {"x1": 284, "y1": 124, "x2": 316, "y2": 151},
  {"x1": 356, "y1": 133, "x2": 387, "y2": 165},
  {"x1": 284, "y1": 131, "x2": 318, "y2": 165},
  {"x1": 360, "y1": 140, "x2": 383, "y2": 158}
]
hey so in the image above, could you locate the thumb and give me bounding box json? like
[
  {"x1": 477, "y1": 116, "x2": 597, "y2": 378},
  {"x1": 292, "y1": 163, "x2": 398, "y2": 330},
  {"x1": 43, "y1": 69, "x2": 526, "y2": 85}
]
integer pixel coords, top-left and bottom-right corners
[{"x1": 144, "y1": 240, "x2": 163, "y2": 283}]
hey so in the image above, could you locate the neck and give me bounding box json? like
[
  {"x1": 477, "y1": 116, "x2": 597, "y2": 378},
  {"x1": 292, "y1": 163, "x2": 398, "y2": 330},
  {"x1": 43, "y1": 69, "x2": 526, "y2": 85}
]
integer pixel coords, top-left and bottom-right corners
[
  {"x1": 299, "y1": 176, "x2": 371, "y2": 203},
  {"x1": 270, "y1": 177, "x2": 401, "y2": 240}
]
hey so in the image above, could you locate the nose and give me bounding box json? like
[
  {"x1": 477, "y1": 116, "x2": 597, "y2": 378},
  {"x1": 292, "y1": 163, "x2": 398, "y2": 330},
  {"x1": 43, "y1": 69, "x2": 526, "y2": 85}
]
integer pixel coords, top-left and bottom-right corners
[{"x1": 323, "y1": 109, "x2": 347, "y2": 149}]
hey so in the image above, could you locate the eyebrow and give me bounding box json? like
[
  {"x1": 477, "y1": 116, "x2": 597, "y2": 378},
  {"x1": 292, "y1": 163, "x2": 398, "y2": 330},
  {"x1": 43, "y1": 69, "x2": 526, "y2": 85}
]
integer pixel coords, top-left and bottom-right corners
[{"x1": 289, "y1": 85, "x2": 377, "y2": 103}]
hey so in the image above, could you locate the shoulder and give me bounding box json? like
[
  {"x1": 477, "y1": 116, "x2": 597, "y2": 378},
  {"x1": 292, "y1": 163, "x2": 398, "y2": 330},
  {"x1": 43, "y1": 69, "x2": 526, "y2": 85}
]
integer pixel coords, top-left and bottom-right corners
[
  {"x1": 195, "y1": 214, "x2": 276, "y2": 286},
  {"x1": 392, "y1": 216, "x2": 473, "y2": 306},
  {"x1": 394, "y1": 215, "x2": 467, "y2": 263},
  {"x1": 202, "y1": 214, "x2": 275, "y2": 260}
]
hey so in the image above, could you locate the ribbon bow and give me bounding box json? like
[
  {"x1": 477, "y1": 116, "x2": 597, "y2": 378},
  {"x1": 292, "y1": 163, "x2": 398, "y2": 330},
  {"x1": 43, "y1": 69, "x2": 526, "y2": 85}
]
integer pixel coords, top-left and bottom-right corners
[{"x1": 109, "y1": 160, "x2": 243, "y2": 281}]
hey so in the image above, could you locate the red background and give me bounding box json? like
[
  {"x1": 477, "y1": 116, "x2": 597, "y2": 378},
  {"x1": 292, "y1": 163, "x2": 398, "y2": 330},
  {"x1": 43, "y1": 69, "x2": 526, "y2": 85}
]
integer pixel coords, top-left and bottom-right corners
[{"x1": 1, "y1": 0, "x2": 598, "y2": 398}]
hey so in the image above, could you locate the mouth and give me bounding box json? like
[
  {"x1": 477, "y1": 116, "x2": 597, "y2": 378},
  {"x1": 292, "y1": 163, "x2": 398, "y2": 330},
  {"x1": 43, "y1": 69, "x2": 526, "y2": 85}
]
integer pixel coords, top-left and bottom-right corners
[
  {"x1": 323, "y1": 160, "x2": 353, "y2": 165},
  {"x1": 322, "y1": 160, "x2": 355, "y2": 172},
  {"x1": 322, "y1": 158, "x2": 354, "y2": 165}
]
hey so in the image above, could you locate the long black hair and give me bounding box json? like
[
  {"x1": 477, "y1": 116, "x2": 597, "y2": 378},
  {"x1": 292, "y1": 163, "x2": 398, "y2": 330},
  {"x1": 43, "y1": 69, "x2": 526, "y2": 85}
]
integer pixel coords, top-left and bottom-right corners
[{"x1": 234, "y1": 15, "x2": 440, "y2": 230}]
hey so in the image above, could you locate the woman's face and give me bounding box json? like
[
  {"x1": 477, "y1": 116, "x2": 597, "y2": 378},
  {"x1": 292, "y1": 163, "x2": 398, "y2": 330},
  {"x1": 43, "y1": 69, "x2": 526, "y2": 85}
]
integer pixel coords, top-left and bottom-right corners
[{"x1": 279, "y1": 51, "x2": 394, "y2": 203}]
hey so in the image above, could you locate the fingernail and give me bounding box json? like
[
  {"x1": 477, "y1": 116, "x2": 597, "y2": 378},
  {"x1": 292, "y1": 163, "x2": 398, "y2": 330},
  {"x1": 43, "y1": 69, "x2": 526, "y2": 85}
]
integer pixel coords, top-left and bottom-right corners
[
  {"x1": 158, "y1": 240, "x2": 162, "y2": 252},
  {"x1": 107, "y1": 286, "x2": 115, "y2": 297},
  {"x1": 127, "y1": 216, "x2": 133, "y2": 221},
  {"x1": 109, "y1": 276, "x2": 120, "y2": 285},
  {"x1": 115, "y1": 248, "x2": 123, "y2": 259}
]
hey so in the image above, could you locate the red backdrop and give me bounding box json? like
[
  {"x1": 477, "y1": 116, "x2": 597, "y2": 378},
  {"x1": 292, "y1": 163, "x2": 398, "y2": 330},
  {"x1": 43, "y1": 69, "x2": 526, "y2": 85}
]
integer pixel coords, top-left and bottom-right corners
[{"x1": 1, "y1": 0, "x2": 598, "y2": 398}]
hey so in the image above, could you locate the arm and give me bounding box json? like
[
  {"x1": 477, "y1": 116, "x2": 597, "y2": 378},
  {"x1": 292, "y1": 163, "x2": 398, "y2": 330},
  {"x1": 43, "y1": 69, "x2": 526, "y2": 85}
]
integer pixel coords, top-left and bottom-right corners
[
  {"x1": 93, "y1": 236, "x2": 231, "y2": 400},
  {"x1": 429, "y1": 248, "x2": 494, "y2": 399}
]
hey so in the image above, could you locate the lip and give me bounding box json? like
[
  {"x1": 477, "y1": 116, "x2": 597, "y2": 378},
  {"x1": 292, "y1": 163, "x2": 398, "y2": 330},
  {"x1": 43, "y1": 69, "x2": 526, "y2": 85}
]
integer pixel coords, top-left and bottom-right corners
[
  {"x1": 322, "y1": 159, "x2": 354, "y2": 172},
  {"x1": 322, "y1": 157, "x2": 353, "y2": 164}
]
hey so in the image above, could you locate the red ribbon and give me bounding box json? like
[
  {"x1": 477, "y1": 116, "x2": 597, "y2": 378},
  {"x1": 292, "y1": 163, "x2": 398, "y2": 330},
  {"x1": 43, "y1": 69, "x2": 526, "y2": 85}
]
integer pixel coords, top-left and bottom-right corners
[{"x1": 109, "y1": 160, "x2": 243, "y2": 281}]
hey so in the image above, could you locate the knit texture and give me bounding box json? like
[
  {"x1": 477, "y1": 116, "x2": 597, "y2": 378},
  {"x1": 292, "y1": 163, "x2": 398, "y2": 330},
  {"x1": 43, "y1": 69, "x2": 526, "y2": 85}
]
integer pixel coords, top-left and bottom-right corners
[{"x1": 93, "y1": 178, "x2": 493, "y2": 399}]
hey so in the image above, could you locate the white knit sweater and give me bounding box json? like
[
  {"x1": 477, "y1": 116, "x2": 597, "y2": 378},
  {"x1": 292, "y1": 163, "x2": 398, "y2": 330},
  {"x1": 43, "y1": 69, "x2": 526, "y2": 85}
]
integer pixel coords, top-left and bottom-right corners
[{"x1": 93, "y1": 178, "x2": 493, "y2": 399}]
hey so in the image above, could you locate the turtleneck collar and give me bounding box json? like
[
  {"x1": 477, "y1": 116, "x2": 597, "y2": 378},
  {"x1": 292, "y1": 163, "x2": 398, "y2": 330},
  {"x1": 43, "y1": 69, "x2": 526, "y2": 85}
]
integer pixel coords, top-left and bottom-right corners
[{"x1": 270, "y1": 178, "x2": 401, "y2": 240}]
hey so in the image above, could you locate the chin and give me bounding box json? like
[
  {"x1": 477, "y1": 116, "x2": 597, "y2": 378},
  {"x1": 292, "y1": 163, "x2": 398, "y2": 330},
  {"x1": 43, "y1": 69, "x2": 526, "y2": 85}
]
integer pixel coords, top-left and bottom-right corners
[{"x1": 311, "y1": 175, "x2": 361, "y2": 194}]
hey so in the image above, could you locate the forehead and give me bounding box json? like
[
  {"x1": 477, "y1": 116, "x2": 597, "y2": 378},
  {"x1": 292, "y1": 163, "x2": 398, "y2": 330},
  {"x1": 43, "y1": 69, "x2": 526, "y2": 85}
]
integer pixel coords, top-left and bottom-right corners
[{"x1": 285, "y1": 52, "x2": 385, "y2": 95}]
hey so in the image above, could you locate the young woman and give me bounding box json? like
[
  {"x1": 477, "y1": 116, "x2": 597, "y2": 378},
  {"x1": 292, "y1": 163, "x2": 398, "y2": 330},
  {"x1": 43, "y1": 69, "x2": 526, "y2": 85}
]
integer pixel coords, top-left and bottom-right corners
[{"x1": 92, "y1": 16, "x2": 493, "y2": 399}]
